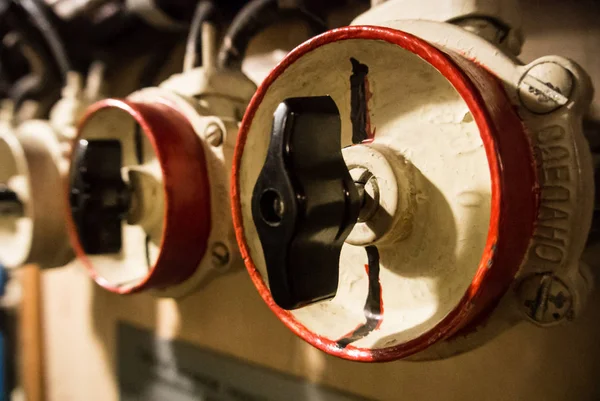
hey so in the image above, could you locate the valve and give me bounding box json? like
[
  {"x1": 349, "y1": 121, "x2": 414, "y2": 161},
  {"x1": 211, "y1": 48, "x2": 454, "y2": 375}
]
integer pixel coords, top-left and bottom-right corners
[
  {"x1": 0, "y1": 128, "x2": 31, "y2": 268},
  {"x1": 232, "y1": 17, "x2": 594, "y2": 361},
  {"x1": 0, "y1": 67, "x2": 104, "y2": 269},
  {"x1": 66, "y1": 27, "x2": 256, "y2": 295},
  {"x1": 0, "y1": 119, "x2": 75, "y2": 269}
]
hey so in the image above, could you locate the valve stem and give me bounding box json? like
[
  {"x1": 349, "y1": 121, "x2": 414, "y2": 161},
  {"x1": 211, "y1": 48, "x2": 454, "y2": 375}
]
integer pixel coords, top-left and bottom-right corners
[{"x1": 351, "y1": 169, "x2": 379, "y2": 223}]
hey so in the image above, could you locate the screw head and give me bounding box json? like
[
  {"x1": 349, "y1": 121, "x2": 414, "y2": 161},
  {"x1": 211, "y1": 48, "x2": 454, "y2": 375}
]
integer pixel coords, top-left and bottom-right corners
[
  {"x1": 518, "y1": 62, "x2": 574, "y2": 114},
  {"x1": 517, "y1": 273, "x2": 573, "y2": 326},
  {"x1": 204, "y1": 123, "x2": 223, "y2": 147},
  {"x1": 211, "y1": 242, "x2": 230, "y2": 270}
]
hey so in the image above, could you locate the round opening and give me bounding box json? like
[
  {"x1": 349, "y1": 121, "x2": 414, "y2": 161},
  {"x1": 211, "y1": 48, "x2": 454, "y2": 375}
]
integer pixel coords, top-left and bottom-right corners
[
  {"x1": 259, "y1": 189, "x2": 284, "y2": 226},
  {"x1": 69, "y1": 98, "x2": 212, "y2": 294},
  {"x1": 71, "y1": 104, "x2": 163, "y2": 291},
  {"x1": 239, "y1": 34, "x2": 493, "y2": 351},
  {"x1": 232, "y1": 26, "x2": 539, "y2": 361}
]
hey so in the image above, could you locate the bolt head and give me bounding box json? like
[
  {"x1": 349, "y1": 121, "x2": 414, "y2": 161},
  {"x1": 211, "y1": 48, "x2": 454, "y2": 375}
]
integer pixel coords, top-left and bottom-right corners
[
  {"x1": 205, "y1": 123, "x2": 223, "y2": 147},
  {"x1": 211, "y1": 242, "x2": 230, "y2": 269},
  {"x1": 518, "y1": 62, "x2": 574, "y2": 114},
  {"x1": 517, "y1": 273, "x2": 573, "y2": 326}
]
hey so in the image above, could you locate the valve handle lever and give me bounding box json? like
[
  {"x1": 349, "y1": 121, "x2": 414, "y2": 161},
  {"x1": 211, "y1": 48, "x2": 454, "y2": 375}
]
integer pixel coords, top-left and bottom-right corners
[
  {"x1": 69, "y1": 139, "x2": 130, "y2": 255},
  {"x1": 252, "y1": 96, "x2": 361, "y2": 310}
]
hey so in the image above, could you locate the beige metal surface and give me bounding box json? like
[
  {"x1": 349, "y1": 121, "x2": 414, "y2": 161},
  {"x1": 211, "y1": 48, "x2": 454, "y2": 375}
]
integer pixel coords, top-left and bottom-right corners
[{"x1": 41, "y1": 1, "x2": 600, "y2": 400}]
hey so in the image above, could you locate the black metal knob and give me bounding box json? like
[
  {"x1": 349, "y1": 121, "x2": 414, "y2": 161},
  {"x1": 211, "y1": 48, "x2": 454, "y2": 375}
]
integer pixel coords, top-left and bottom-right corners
[
  {"x1": 252, "y1": 96, "x2": 361, "y2": 310},
  {"x1": 69, "y1": 139, "x2": 130, "y2": 255}
]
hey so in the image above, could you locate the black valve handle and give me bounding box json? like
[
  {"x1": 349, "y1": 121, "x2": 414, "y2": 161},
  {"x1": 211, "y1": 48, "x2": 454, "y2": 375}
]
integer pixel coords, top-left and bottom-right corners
[
  {"x1": 0, "y1": 184, "x2": 23, "y2": 217},
  {"x1": 69, "y1": 139, "x2": 130, "y2": 255},
  {"x1": 252, "y1": 96, "x2": 361, "y2": 310}
]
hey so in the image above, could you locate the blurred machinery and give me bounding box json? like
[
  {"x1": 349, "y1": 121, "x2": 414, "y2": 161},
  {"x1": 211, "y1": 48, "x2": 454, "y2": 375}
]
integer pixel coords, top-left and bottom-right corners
[{"x1": 0, "y1": 66, "x2": 103, "y2": 269}]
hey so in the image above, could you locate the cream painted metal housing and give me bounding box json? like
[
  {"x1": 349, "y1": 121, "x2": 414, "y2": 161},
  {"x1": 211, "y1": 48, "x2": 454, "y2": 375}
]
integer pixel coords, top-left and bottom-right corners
[
  {"x1": 357, "y1": 17, "x2": 595, "y2": 357},
  {"x1": 152, "y1": 70, "x2": 254, "y2": 298},
  {"x1": 358, "y1": 0, "x2": 524, "y2": 56},
  {"x1": 357, "y1": 0, "x2": 523, "y2": 41},
  {"x1": 0, "y1": 114, "x2": 32, "y2": 268},
  {"x1": 143, "y1": 88, "x2": 246, "y2": 298}
]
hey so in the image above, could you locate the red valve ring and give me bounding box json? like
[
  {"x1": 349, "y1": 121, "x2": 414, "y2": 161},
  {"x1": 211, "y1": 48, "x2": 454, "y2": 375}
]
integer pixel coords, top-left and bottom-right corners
[
  {"x1": 66, "y1": 99, "x2": 211, "y2": 294},
  {"x1": 232, "y1": 26, "x2": 539, "y2": 361}
]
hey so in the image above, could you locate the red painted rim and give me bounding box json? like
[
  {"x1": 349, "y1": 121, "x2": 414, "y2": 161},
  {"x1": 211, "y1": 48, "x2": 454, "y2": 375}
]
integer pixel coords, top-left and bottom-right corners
[
  {"x1": 231, "y1": 26, "x2": 538, "y2": 361},
  {"x1": 66, "y1": 99, "x2": 211, "y2": 294}
]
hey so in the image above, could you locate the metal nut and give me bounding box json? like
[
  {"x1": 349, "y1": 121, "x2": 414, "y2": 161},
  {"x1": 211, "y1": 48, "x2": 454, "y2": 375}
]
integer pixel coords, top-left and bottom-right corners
[
  {"x1": 518, "y1": 62, "x2": 574, "y2": 114},
  {"x1": 204, "y1": 123, "x2": 223, "y2": 147},
  {"x1": 517, "y1": 273, "x2": 574, "y2": 326}
]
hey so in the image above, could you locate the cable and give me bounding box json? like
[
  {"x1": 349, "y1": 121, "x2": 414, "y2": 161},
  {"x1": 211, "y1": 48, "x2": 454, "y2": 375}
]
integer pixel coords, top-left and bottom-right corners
[
  {"x1": 8, "y1": 74, "x2": 41, "y2": 107},
  {"x1": 16, "y1": 0, "x2": 72, "y2": 78},
  {"x1": 217, "y1": 0, "x2": 328, "y2": 71},
  {"x1": 185, "y1": 0, "x2": 218, "y2": 69}
]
